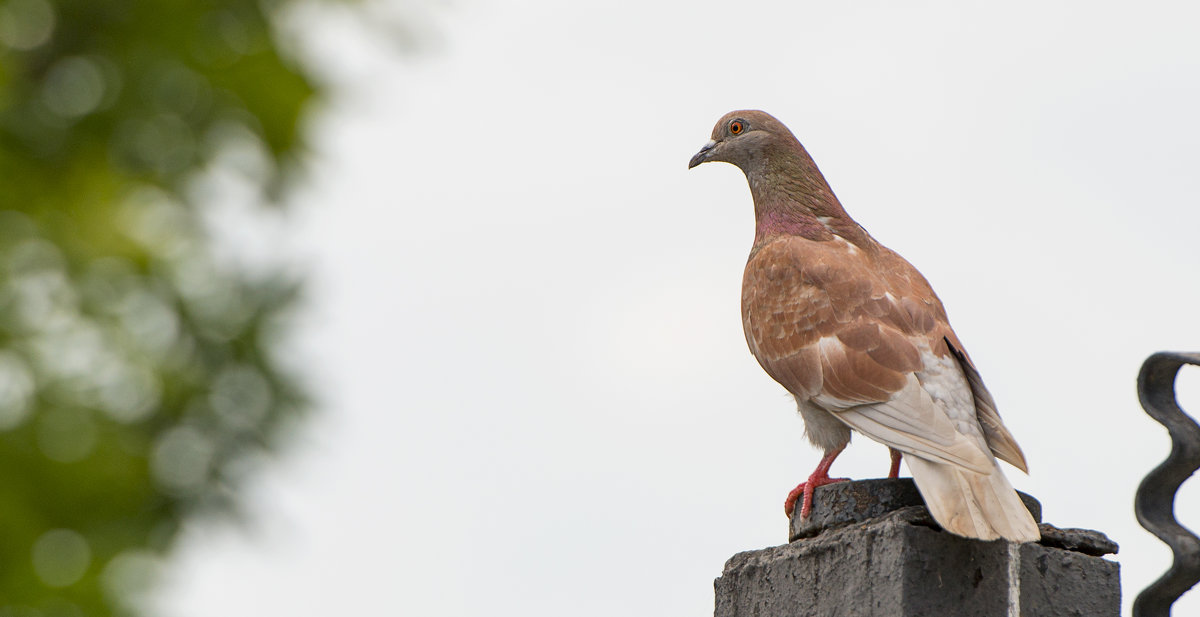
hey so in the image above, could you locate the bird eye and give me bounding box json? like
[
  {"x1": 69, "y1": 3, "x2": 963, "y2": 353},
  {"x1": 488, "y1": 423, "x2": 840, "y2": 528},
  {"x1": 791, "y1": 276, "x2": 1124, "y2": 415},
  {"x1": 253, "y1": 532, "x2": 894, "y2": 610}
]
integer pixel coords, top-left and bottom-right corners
[{"x1": 729, "y1": 120, "x2": 745, "y2": 135}]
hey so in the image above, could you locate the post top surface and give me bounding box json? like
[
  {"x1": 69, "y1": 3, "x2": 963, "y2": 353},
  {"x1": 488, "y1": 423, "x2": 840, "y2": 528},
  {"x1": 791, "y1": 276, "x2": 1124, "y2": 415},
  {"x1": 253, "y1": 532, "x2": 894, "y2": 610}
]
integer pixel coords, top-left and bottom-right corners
[{"x1": 788, "y1": 478, "x2": 1042, "y2": 541}]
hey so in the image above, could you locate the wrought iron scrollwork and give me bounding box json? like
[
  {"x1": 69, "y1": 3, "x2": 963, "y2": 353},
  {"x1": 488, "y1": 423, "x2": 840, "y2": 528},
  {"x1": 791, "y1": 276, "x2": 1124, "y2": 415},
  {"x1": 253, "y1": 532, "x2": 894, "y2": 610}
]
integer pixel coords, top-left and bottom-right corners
[{"x1": 1134, "y1": 352, "x2": 1200, "y2": 617}]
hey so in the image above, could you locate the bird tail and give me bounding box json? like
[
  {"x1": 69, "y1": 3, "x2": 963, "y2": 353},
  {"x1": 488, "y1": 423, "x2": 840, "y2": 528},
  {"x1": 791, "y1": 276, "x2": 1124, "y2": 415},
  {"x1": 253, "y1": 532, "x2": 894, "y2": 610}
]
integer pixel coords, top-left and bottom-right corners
[{"x1": 904, "y1": 455, "x2": 1040, "y2": 542}]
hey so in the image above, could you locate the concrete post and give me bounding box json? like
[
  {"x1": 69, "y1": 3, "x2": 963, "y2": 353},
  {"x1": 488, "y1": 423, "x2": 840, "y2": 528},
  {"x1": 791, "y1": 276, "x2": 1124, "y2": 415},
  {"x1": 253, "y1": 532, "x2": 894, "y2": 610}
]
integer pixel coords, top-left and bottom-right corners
[{"x1": 714, "y1": 479, "x2": 1119, "y2": 617}]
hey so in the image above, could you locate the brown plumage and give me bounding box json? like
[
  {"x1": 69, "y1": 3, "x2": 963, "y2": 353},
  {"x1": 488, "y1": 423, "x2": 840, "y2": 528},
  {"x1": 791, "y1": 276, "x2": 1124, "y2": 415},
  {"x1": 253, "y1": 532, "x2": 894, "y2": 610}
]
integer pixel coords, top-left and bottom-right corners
[{"x1": 689, "y1": 110, "x2": 1038, "y2": 542}]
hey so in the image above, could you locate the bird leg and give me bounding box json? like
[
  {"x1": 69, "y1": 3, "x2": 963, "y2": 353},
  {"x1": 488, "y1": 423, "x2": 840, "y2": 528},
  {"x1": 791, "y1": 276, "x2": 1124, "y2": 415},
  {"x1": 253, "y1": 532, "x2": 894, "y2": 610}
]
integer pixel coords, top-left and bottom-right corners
[
  {"x1": 887, "y1": 447, "x2": 902, "y2": 479},
  {"x1": 784, "y1": 446, "x2": 849, "y2": 518}
]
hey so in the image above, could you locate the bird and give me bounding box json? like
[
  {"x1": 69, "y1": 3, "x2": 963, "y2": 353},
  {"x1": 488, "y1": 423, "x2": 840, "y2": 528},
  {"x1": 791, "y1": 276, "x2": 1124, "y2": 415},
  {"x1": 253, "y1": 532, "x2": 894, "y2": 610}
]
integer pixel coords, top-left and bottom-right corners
[{"x1": 688, "y1": 110, "x2": 1040, "y2": 542}]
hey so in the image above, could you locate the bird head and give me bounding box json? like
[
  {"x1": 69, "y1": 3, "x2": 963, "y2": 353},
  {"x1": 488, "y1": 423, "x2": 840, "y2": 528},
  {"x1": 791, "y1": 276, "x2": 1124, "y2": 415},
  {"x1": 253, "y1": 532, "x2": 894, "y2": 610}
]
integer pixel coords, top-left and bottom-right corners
[{"x1": 687, "y1": 110, "x2": 795, "y2": 172}]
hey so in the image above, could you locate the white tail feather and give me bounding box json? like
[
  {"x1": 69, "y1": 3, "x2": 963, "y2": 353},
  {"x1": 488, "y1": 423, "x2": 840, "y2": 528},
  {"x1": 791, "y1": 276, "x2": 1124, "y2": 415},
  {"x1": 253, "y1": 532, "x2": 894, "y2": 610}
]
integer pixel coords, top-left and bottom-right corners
[{"x1": 905, "y1": 455, "x2": 1040, "y2": 542}]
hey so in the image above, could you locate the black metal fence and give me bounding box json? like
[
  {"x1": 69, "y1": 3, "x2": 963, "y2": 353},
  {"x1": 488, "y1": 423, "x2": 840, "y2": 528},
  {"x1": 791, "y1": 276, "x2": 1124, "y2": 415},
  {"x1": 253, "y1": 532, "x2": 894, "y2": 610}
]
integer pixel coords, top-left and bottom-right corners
[{"x1": 1134, "y1": 352, "x2": 1200, "y2": 617}]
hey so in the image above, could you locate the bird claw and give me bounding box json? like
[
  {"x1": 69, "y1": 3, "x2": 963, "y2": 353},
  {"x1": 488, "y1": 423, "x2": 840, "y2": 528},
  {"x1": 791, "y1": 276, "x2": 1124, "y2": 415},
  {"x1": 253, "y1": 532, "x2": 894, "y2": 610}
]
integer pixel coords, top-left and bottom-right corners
[{"x1": 784, "y1": 475, "x2": 850, "y2": 518}]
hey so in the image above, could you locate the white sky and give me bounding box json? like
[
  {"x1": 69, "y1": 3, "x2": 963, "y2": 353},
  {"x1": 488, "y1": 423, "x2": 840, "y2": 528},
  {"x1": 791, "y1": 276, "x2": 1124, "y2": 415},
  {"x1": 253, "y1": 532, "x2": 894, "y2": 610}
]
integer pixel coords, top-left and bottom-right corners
[{"x1": 154, "y1": 0, "x2": 1200, "y2": 615}]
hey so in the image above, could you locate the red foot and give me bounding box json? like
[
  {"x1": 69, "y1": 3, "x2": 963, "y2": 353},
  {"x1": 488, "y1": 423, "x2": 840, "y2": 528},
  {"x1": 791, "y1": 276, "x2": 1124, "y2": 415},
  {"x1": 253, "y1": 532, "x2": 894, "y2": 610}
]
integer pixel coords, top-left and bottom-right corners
[
  {"x1": 784, "y1": 474, "x2": 849, "y2": 518},
  {"x1": 887, "y1": 448, "x2": 902, "y2": 479},
  {"x1": 784, "y1": 446, "x2": 849, "y2": 519}
]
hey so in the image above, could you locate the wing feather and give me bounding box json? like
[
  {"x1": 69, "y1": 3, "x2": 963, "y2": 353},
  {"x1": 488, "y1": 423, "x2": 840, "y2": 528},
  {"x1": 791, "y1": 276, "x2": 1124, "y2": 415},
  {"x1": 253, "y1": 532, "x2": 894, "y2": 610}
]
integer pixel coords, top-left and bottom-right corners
[
  {"x1": 830, "y1": 375, "x2": 994, "y2": 473},
  {"x1": 944, "y1": 336, "x2": 1030, "y2": 473}
]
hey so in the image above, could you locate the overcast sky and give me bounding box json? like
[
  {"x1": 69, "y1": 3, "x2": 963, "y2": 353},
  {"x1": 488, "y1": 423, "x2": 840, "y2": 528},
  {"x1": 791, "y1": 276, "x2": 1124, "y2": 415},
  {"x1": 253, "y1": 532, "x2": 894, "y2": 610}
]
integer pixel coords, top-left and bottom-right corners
[{"x1": 152, "y1": 1, "x2": 1200, "y2": 615}]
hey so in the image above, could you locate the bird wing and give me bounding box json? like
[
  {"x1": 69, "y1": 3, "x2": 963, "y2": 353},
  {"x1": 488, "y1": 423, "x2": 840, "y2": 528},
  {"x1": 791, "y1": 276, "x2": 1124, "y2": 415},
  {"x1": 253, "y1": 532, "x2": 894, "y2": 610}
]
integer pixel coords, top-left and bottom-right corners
[
  {"x1": 944, "y1": 335, "x2": 1029, "y2": 472},
  {"x1": 741, "y1": 236, "x2": 995, "y2": 473}
]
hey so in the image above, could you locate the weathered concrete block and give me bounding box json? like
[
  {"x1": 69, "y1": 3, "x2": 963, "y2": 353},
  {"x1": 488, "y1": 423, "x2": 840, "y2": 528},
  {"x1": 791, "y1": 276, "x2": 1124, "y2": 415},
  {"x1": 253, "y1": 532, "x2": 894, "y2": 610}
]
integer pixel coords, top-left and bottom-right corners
[
  {"x1": 715, "y1": 480, "x2": 1119, "y2": 617},
  {"x1": 1019, "y1": 534, "x2": 1121, "y2": 617}
]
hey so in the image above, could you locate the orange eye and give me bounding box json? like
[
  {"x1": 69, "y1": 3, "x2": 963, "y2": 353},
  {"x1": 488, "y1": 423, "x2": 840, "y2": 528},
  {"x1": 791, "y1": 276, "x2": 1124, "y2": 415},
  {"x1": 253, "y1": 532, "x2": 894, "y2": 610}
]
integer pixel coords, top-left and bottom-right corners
[{"x1": 729, "y1": 120, "x2": 744, "y2": 135}]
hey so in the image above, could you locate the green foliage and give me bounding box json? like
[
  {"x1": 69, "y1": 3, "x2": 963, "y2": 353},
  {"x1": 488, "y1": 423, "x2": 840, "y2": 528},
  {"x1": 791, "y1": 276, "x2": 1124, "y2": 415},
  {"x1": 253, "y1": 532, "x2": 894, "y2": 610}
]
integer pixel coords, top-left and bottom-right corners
[{"x1": 0, "y1": 0, "x2": 319, "y2": 613}]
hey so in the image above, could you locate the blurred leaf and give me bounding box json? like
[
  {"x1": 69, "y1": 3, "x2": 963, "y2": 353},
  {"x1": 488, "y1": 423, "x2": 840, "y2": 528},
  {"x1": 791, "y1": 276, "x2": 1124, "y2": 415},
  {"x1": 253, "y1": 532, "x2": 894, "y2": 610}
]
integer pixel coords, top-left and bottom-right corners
[{"x1": 0, "y1": 0, "x2": 327, "y2": 613}]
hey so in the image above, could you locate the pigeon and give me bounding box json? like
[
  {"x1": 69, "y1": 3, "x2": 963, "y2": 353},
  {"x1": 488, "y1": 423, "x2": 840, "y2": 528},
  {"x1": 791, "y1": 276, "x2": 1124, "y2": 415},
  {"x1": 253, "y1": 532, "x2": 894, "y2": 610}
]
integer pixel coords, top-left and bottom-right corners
[{"x1": 688, "y1": 110, "x2": 1039, "y2": 542}]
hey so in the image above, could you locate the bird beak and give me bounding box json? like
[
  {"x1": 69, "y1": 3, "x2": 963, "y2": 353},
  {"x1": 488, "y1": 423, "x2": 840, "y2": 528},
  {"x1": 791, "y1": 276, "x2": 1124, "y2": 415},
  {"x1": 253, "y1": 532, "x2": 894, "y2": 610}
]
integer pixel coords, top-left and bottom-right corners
[{"x1": 688, "y1": 139, "x2": 717, "y2": 169}]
